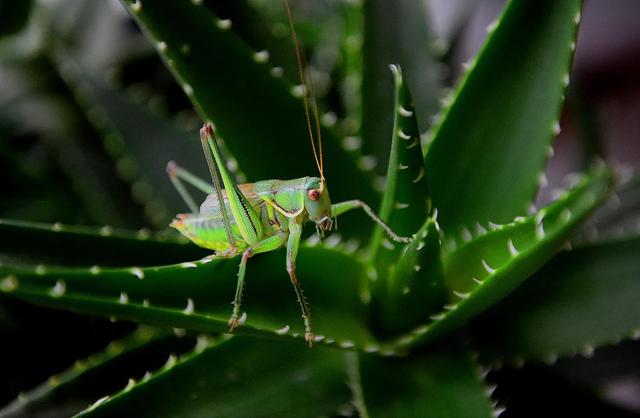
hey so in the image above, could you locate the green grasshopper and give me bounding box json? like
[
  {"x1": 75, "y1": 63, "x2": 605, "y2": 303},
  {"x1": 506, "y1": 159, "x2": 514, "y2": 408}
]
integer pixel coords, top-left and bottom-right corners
[{"x1": 166, "y1": 1, "x2": 411, "y2": 345}]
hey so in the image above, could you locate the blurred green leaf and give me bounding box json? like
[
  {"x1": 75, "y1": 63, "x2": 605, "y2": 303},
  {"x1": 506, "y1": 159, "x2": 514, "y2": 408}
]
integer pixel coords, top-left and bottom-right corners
[
  {"x1": 362, "y1": 0, "x2": 441, "y2": 168},
  {"x1": 0, "y1": 327, "x2": 193, "y2": 418},
  {"x1": 0, "y1": 219, "x2": 205, "y2": 267}
]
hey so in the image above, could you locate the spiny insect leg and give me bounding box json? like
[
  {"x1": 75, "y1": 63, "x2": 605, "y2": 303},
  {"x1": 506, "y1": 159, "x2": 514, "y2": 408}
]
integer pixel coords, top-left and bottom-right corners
[
  {"x1": 166, "y1": 161, "x2": 214, "y2": 214},
  {"x1": 286, "y1": 221, "x2": 314, "y2": 346},
  {"x1": 228, "y1": 233, "x2": 286, "y2": 332}
]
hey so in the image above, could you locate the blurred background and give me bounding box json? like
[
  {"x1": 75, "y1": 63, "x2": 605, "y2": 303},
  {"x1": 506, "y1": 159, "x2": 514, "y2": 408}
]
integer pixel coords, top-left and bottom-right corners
[{"x1": 1, "y1": 0, "x2": 639, "y2": 416}]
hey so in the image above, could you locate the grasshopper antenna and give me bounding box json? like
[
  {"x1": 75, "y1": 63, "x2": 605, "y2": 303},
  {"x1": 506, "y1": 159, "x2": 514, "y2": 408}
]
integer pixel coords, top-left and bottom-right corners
[{"x1": 284, "y1": 0, "x2": 324, "y2": 185}]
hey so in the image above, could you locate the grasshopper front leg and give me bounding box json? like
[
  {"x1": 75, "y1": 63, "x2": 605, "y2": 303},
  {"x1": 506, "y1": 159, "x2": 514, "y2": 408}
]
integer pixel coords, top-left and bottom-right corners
[
  {"x1": 285, "y1": 220, "x2": 314, "y2": 346},
  {"x1": 331, "y1": 200, "x2": 412, "y2": 243}
]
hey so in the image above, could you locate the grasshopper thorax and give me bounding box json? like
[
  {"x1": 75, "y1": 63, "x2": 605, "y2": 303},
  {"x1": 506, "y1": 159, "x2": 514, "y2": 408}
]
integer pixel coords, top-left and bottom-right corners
[{"x1": 304, "y1": 177, "x2": 332, "y2": 232}]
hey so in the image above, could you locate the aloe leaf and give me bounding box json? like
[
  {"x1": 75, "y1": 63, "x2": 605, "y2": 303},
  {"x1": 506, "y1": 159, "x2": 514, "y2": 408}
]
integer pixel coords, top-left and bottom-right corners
[
  {"x1": 0, "y1": 219, "x2": 206, "y2": 267},
  {"x1": 119, "y1": 0, "x2": 377, "y2": 211},
  {"x1": 339, "y1": 0, "x2": 363, "y2": 135},
  {"x1": 471, "y1": 236, "x2": 640, "y2": 364},
  {"x1": 76, "y1": 337, "x2": 351, "y2": 418},
  {"x1": 375, "y1": 218, "x2": 446, "y2": 334},
  {"x1": 361, "y1": 0, "x2": 441, "y2": 168},
  {"x1": 0, "y1": 246, "x2": 400, "y2": 353},
  {"x1": 392, "y1": 165, "x2": 612, "y2": 348},
  {"x1": 424, "y1": 0, "x2": 582, "y2": 232},
  {"x1": 51, "y1": 49, "x2": 210, "y2": 221},
  {"x1": 369, "y1": 65, "x2": 430, "y2": 269},
  {"x1": 0, "y1": 327, "x2": 192, "y2": 418},
  {"x1": 351, "y1": 341, "x2": 495, "y2": 417}
]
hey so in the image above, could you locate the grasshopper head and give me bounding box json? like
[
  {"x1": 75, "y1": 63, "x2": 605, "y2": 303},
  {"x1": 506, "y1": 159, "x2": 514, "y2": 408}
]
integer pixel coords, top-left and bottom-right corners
[{"x1": 304, "y1": 177, "x2": 332, "y2": 232}]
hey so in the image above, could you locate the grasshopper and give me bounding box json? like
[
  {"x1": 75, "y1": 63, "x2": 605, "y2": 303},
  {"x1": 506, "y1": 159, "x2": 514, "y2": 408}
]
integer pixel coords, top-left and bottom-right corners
[{"x1": 167, "y1": 0, "x2": 411, "y2": 345}]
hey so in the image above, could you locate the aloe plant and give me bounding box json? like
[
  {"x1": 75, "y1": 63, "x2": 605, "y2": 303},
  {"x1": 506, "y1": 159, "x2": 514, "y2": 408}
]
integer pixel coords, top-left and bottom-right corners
[{"x1": 1, "y1": 0, "x2": 639, "y2": 416}]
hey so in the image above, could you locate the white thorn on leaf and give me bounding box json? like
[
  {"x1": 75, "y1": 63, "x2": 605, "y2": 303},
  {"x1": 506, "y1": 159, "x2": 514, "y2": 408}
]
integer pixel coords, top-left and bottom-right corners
[
  {"x1": 119, "y1": 292, "x2": 129, "y2": 304},
  {"x1": 453, "y1": 290, "x2": 470, "y2": 299},
  {"x1": 1, "y1": 276, "x2": 18, "y2": 292},
  {"x1": 130, "y1": 267, "x2": 144, "y2": 280},
  {"x1": 507, "y1": 239, "x2": 519, "y2": 256},
  {"x1": 276, "y1": 325, "x2": 290, "y2": 335},
  {"x1": 216, "y1": 19, "x2": 232, "y2": 30},
  {"x1": 253, "y1": 50, "x2": 269, "y2": 63},
  {"x1": 340, "y1": 340, "x2": 355, "y2": 349},
  {"x1": 184, "y1": 298, "x2": 194, "y2": 315},
  {"x1": 482, "y1": 259, "x2": 496, "y2": 274},
  {"x1": 181, "y1": 262, "x2": 197, "y2": 269},
  {"x1": 399, "y1": 106, "x2": 413, "y2": 117},
  {"x1": 535, "y1": 221, "x2": 545, "y2": 240},
  {"x1": 51, "y1": 280, "x2": 66, "y2": 297},
  {"x1": 413, "y1": 167, "x2": 425, "y2": 183}
]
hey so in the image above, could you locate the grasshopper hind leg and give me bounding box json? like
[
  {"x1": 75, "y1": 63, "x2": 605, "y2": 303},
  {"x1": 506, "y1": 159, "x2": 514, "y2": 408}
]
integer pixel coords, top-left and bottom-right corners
[{"x1": 227, "y1": 233, "x2": 287, "y2": 332}]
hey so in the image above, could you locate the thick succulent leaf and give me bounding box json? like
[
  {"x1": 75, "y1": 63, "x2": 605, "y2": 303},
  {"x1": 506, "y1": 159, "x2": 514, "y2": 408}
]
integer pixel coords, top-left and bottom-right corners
[
  {"x1": 471, "y1": 236, "x2": 640, "y2": 364},
  {"x1": 339, "y1": 0, "x2": 363, "y2": 134},
  {"x1": 392, "y1": 165, "x2": 612, "y2": 348},
  {"x1": 361, "y1": 0, "x2": 441, "y2": 168},
  {"x1": 0, "y1": 219, "x2": 206, "y2": 267},
  {"x1": 119, "y1": 0, "x2": 377, "y2": 212},
  {"x1": 0, "y1": 0, "x2": 32, "y2": 38},
  {"x1": 76, "y1": 336, "x2": 351, "y2": 418},
  {"x1": 424, "y1": 0, "x2": 582, "y2": 232},
  {"x1": 375, "y1": 218, "x2": 446, "y2": 334},
  {"x1": 51, "y1": 50, "x2": 210, "y2": 222},
  {"x1": 368, "y1": 65, "x2": 430, "y2": 270},
  {"x1": 0, "y1": 245, "x2": 399, "y2": 353},
  {"x1": 351, "y1": 340, "x2": 495, "y2": 418},
  {"x1": 0, "y1": 327, "x2": 193, "y2": 418}
]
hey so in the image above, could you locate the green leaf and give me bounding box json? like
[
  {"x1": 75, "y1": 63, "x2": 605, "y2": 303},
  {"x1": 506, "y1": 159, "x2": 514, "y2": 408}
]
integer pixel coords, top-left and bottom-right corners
[
  {"x1": 361, "y1": 0, "x2": 441, "y2": 168},
  {"x1": 424, "y1": 0, "x2": 582, "y2": 232},
  {"x1": 51, "y1": 49, "x2": 211, "y2": 222},
  {"x1": 119, "y1": 0, "x2": 377, "y2": 212},
  {"x1": 0, "y1": 327, "x2": 192, "y2": 418},
  {"x1": 392, "y1": 165, "x2": 612, "y2": 348},
  {"x1": 375, "y1": 218, "x2": 446, "y2": 334},
  {"x1": 0, "y1": 218, "x2": 206, "y2": 268},
  {"x1": 0, "y1": 0, "x2": 32, "y2": 38},
  {"x1": 351, "y1": 340, "x2": 495, "y2": 418},
  {"x1": 76, "y1": 337, "x2": 351, "y2": 418},
  {"x1": 339, "y1": 0, "x2": 363, "y2": 134},
  {"x1": 368, "y1": 65, "x2": 430, "y2": 270},
  {"x1": 0, "y1": 245, "x2": 398, "y2": 353},
  {"x1": 471, "y1": 236, "x2": 640, "y2": 364}
]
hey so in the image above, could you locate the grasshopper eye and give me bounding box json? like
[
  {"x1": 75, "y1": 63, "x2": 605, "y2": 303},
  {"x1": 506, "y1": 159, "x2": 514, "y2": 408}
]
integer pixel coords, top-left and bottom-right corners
[{"x1": 308, "y1": 189, "x2": 321, "y2": 201}]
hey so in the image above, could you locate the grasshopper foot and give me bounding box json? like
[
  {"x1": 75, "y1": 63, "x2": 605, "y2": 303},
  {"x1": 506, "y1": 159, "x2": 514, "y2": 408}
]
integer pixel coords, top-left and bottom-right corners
[
  {"x1": 228, "y1": 312, "x2": 246, "y2": 333},
  {"x1": 305, "y1": 331, "x2": 314, "y2": 347},
  {"x1": 228, "y1": 316, "x2": 239, "y2": 333}
]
